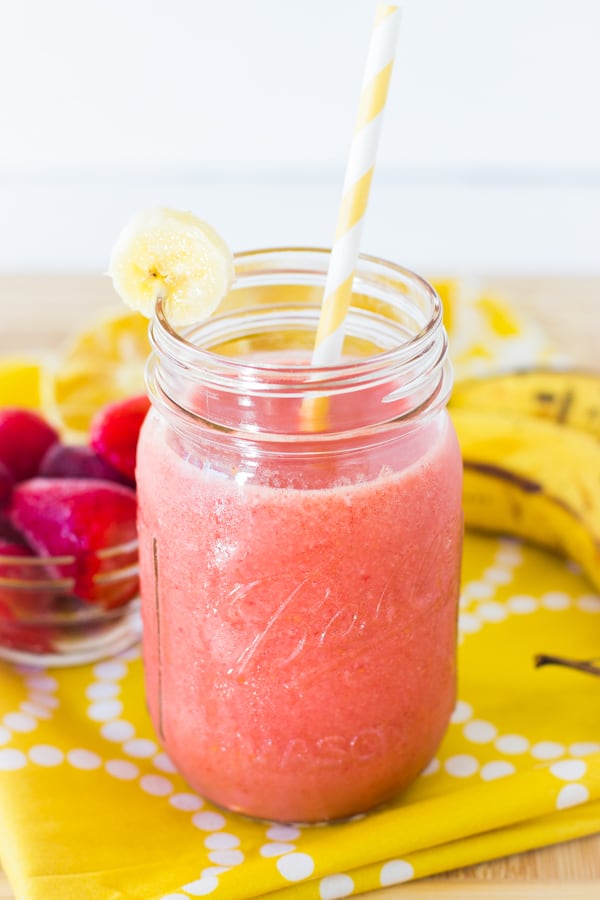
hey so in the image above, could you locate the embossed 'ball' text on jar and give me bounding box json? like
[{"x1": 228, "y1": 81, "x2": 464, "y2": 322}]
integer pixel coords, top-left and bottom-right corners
[{"x1": 136, "y1": 248, "x2": 463, "y2": 823}]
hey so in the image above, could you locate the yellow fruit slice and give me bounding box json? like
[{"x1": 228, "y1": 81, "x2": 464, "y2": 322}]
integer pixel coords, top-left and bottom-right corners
[
  {"x1": 0, "y1": 357, "x2": 48, "y2": 410},
  {"x1": 49, "y1": 309, "x2": 151, "y2": 438},
  {"x1": 109, "y1": 207, "x2": 234, "y2": 325}
]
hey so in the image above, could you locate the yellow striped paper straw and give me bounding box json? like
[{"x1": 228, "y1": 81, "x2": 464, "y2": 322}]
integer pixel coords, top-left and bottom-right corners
[{"x1": 311, "y1": 3, "x2": 402, "y2": 368}]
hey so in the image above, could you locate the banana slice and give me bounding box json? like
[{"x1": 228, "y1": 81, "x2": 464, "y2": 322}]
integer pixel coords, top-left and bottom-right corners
[{"x1": 108, "y1": 208, "x2": 234, "y2": 326}]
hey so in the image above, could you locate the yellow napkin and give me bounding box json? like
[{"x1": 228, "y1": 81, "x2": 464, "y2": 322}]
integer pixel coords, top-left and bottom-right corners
[
  {"x1": 1, "y1": 533, "x2": 600, "y2": 900},
  {"x1": 1, "y1": 286, "x2": 598, "y2": 899}
]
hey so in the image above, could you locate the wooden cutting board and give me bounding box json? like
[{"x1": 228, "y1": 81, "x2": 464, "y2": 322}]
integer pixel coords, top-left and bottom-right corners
[{"x1": 0, "y1": 274, "x2": 598, "y2": 898}]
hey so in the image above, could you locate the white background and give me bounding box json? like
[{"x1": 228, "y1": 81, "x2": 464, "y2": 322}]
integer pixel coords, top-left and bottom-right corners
[{"x1": 1, "y1": 0, "x2": 599, "y2": 274}]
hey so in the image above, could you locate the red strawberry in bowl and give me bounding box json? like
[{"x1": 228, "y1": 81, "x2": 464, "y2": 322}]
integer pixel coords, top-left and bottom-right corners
[
  {"x1": 39, "y1": 442, "x2": 132, "y2": 486},
  {"x1": 0, "y1": 514, "x2": 29, "y2": 546},
  {"x1": 0, "y1": 537, "x2": 36, "y2": 575},
  {"x1": 0, "y1": 536, "x2": 56, "y2": 618},
  {"x1": 90, "y1": 394, "x2": 150, "y2": 483},
  {"x1": 0, "y1": 461, "x2": 14, "y2": 507},
  {"x1": 0, "y1": 603, "x2": 55, "y2": 654},
  {"x1": 0, "y1": 408, "x2": 59, "y2": 482},
  {"x1": 9, "y1": 477, "x2": 138, "y2": 605}
]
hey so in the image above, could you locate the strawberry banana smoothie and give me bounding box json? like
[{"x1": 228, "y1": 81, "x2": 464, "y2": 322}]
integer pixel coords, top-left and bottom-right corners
[{"x1": 136, "y1": 249, "x2": 463, "y2": 823}]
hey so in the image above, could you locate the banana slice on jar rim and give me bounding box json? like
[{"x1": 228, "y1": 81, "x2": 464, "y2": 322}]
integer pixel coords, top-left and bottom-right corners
[{"x1": 108, "y1": 208, "x2": 234, "y2": 327}]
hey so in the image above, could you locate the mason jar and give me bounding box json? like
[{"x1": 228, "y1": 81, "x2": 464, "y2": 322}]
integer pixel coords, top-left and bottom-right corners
[{"x1": 136, "y1": 248, "x2": 463, "y2": 823}]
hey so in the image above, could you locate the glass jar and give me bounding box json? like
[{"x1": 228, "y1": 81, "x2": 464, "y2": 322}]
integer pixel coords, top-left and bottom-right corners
[{"x1": 136, "y1": 248, "x2": 463, "y2": 823}]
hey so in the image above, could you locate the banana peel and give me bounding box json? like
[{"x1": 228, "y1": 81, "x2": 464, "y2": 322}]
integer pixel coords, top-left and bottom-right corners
[
  {"x1": 450, "y1": 369, "x2": 600, "y2": 437},
  {"x1": 450, "y1": 405, "x2": 600, "y2": 592}
]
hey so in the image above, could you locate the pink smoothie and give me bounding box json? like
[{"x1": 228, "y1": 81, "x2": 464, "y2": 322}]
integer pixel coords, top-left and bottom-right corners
[{"x1": 136, "y1": 408, "x2": 462, "y2": 822}]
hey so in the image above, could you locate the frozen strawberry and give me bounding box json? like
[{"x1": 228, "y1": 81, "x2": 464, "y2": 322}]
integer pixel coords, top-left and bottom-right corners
[
  {"x1": 0, "y1": 537, "x2": 56, "y2": 617},
  {"x1": 92, "y1": 538, "x2": 139, "y2": 609},
  {"x1": 39, "y1": 442, "x2": 132, "y2": 486},
  {"x1": 0, "y1": 408, "x2": 59, "y2": 482},
  {"x1": 9, "y1": 477, "x2": 137, "y2": 603},
  {"x1": 0, "y1": 461, "x2": 14, "y2": 507},
  {"x1": 0, "y1": 514, "x2": 29, "y2": 546},
  {"x1": 0, "y1": 538, "x2": 35, "y2": 571},
  {"x1": 90, "y1": 394, "x2": 150, "y2": 482},
  {"x1": 0, "y1": 568, "x2": 56, "y2": 653},
  {"x1": 0, "y1": 606, "x2": 55, "y2": 655}
]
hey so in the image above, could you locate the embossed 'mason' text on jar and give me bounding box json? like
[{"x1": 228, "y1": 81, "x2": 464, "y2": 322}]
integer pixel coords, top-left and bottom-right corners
[{"x1": 136, "y1": 248, "x2": 463, "y2": 823}]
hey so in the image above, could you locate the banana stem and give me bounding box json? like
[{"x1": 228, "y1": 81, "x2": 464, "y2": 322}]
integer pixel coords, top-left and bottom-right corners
[{"x1": 534, "y1": 653, "x2": 600, "y2": 677}]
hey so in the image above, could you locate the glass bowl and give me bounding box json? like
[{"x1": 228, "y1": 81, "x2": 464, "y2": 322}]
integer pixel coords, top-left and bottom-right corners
[{"x1": 0, "y1": 538, "x2": 141, "y2": 666}]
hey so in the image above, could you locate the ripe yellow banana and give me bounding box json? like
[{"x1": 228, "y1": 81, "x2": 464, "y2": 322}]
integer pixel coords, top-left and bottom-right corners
[
  {"x1": 450, "y1": 407, "x2": 600, "y2": 592},
  {"x1": 450, "y1": 369, "x2": 600, "y2": 438}
]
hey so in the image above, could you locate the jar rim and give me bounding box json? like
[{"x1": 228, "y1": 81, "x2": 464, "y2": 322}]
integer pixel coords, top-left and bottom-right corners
[
  {"x1": 147, "y1": 247, "x2": 451, "y2": 437},
  {"x1": 151, "y1": 246, "x2": 443, "y2": 385}
]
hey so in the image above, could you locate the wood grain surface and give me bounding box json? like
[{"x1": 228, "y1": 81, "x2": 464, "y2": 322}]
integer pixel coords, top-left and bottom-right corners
[{"x1": 0, "y1": 274, "x2": 598, "y2": 898}]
